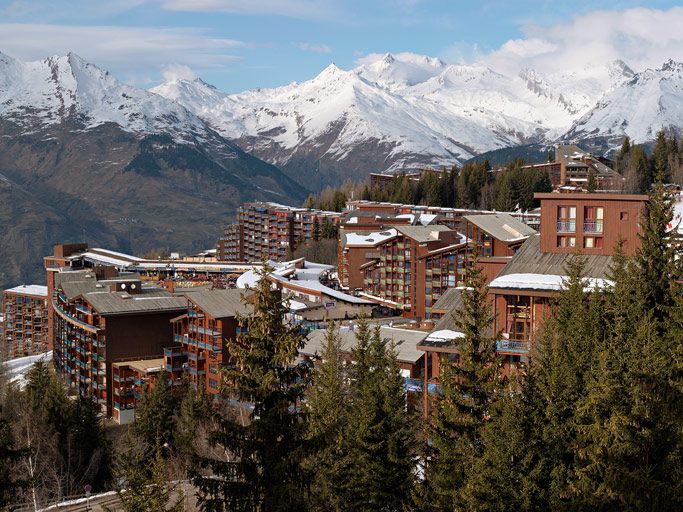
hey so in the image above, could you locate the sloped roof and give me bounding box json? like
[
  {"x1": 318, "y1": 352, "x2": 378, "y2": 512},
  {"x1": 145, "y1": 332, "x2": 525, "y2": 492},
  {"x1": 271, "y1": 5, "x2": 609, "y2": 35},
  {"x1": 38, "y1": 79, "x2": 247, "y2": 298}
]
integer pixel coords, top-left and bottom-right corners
[
  {"x1": 83, "y1": 289, "x2": 187, "y2": 315},
  {"x1": 302, "y1": 326, "x2": 427, "y2": 364},
  {"x1": 186, "y1": 289, "x2": 252, "y2": 319},
  {"x1": 464, "y1": 213, "x2": 536, "y2": 242},
  {"x1": 394, "y1": 224, "x2": 451, "y2": 243},
  {"x1": 431, "y1": 287, "x2": 465, "y2": 313},
  {"x1": 490, "y1": 234, "x2": 613, "y2": 290}
]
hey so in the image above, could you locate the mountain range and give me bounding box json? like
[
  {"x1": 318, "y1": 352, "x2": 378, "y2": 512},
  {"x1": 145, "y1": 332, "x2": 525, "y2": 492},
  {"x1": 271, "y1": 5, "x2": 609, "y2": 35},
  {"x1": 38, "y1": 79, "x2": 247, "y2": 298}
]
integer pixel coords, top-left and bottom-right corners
[
  {"x1": 152, "y1": 52, "x2": 682, "y2": 188},
  {"x1": 0, "y1": 50, "x2": 681, "y2": 287}
]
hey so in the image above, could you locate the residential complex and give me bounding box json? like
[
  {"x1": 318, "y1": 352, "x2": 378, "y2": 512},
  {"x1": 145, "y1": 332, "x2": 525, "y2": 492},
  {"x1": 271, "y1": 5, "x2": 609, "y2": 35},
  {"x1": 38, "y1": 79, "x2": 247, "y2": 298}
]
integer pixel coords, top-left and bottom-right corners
[
  {"x1": 522, "y1": 144, "x2": 623, "y2": 191},
  {"x1": 2, "y1": 285, "x2": 49, "y2": 359},
  {"x1": 217, "y1": 202, "x2": 343, "y2": 262}
]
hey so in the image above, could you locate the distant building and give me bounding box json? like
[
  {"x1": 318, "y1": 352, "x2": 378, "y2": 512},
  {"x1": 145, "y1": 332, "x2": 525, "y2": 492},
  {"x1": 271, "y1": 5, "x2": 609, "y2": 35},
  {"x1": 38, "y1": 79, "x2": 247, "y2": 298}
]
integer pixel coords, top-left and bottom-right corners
[
  {"x1": 2, "y1": 285, "x2": 49, "y2": 360},
  {"x1": 522, "y1": 144, "x2": 623, "y2": 191},
  {"x1": 217, "y1": 202, "x2": 343, "y2": 262}
]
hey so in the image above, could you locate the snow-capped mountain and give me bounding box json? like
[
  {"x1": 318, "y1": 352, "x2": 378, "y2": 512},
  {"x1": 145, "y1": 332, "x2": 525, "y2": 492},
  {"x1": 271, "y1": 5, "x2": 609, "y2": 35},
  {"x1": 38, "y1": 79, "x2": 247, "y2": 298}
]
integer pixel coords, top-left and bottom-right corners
[
  {"x1": 151, "y1": 52, "x2": 647, "y2": 188},
  {"x1": 0, "y1": 51, "x2": 306, "y2": 289},
  {"x1": 0, "y1": 51, "x2": 209, "y2": 143},
  {"x1": 563, "y1": 60, "x2": 683, "y2": 146}
]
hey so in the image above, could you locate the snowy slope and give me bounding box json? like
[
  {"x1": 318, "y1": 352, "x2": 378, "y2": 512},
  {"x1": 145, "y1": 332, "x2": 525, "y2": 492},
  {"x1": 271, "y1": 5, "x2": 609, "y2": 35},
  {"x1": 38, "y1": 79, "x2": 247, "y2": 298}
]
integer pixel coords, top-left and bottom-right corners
[
  {"x1": 0, "y1": 52, "x2": 208, "y2": 143},
  {"x1": 563, "y1": 60, "x2": 683, "y2": 146},
  {"x1": 2, "y1": 351, "x2": 52, "y2": 388},
  {"x1": 151, "y1": 52, "x2": 649, "y2": 181}
]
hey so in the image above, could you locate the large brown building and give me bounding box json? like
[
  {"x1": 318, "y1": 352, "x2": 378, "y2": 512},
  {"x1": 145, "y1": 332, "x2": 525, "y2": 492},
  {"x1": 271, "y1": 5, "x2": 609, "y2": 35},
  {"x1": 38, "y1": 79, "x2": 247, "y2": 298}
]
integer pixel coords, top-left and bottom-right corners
[
  {"x1": 417, "y1": 191, "x2": 648, "y2": 416},
  {"x1": 170, "y1": 289, "x2": 251, "y2": 396},
  {"x1": 217, "y1": 202, "x2": 343, "y2": 262},
  {"x1": 51, "y1": 269, "x2": 187, "y2": 416},
  {"x1": 2, "y1": 285, "x2": 49, "y2": 359},
  {"x1": 358, "y1": 225, "x2": 470, "y2": 320}
]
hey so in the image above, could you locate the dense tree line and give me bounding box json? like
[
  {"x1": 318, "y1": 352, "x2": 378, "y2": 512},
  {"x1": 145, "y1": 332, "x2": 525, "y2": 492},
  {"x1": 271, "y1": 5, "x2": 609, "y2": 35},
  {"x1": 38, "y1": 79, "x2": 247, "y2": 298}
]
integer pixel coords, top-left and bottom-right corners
[{"x1": 617, "y1": 130, "x2": 683, "y2": 192}]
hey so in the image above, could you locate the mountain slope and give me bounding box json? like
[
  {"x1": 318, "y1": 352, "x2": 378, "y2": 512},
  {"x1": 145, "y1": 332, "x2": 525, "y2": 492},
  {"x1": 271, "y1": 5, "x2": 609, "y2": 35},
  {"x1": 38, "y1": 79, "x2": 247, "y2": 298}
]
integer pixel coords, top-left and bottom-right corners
[
  {"x1": 562, "y1": 60, "x2": 683, "y2": 151},
  {"x1": 0, "y1": 52, "x2": 306, "y2": 288},
  {"x1": 152, "y1": 53, "x2": 641, "y2": 188}
]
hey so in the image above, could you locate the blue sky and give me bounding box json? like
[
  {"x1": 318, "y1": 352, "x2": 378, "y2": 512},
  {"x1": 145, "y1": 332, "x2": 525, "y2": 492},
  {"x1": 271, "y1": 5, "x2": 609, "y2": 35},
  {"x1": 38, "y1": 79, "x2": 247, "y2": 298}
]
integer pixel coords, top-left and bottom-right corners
[{"x1": 0, "y1": 1, "x2": 682, "y2": 92}]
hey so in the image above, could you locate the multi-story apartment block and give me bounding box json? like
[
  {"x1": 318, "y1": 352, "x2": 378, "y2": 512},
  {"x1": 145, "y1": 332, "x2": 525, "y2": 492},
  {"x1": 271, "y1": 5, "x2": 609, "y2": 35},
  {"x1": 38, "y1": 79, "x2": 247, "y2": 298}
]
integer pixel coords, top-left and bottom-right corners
[
  {"x1": 170, "y1": 289, "x2": 251, "y2": 396},
  {"x1": 218, "y1": 202, "x2": 343, "y2": 262},
  {"x1": 51, "y1": 269, "x2": 187, "y2": 415},
  {"x1": 417, "y1": 192, "x2": 648, "y2": 415},
  {"x1": 359, "y1": 225, "x2": 470, "y2": 320},
  {"x1": 111, "y1": 357, "x2": 166, "y2": 425},
  {"x1": 463, "y1": 214, "x2": 537, "y2": 283},
  {"x1": 522, "y1": 144, "x2": 623, "y2": 191},
  {"x1": 2, "y1": 285, "x2": 49, "y2": 359}
]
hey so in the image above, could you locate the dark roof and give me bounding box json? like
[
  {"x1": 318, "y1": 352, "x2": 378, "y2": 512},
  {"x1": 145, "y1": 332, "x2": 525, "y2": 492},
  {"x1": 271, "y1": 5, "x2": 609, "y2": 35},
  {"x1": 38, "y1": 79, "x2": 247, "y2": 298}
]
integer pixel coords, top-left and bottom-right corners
[
  {"x1": 496, "y1": 234, "x2": 613, "y2": 280},
  {"x1": 186, "y1": 289, "x2": 252, "y2": 319},
  {"x1": 61, "y1": 280, "x2": 99, "y2": 300},
  {"x1": 431, "y1": 287, "x2": 465, "y2": 312},
  {"x1": 464, "y1": 214, "x2": 536, "y2": 242},
  {"x1": 83, "y1": 289, "x2": 187, "y2": 315},
  {"x1": 394, "y1": 224, "x2": 451, "y2": 243}
]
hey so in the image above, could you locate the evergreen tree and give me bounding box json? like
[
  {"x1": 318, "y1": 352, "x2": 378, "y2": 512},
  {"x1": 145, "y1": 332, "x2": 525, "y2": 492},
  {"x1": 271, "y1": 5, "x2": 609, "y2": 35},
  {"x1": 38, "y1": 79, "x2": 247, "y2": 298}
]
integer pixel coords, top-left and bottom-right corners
[
  {"x1": 341, "y1": 327, "x2": 415, "y2": 511},
  {"x1": 653, "y1": 129, "x2": 671, "y2": 183},
  {"x1": 134, "y1": 370, "x2": 176, "y2": 450},
  {"x1": 587, "y1": 169, "x2": 597, "y2": 193},
  {"x1": 174, "y1": 379, "x2": 213, "y2": 467},
  {"x1": 116, "y1": 431, "x2": 184, "y2": 512},
  {"x1": 422, "y1": 262, "x2": 499, "y2": 510},
  {"x1": 0, "y1": 412, "x2": 26, "y2": 507},
  {"x1": 305, "y1": 322, "x2": 349, "y2": 512},
  {"x1": 192, "y1": 265, "x2": 311, "y2": 511},
  {"x1": 313, "y1": 217, "x2": 321, "y2": 242}
]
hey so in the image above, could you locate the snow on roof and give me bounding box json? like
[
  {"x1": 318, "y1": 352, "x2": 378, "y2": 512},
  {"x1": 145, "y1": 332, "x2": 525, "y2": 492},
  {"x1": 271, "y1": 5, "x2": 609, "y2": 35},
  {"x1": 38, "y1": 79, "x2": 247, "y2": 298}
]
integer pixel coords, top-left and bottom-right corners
[
  {"x1": 489, "y1": 273, "x2": 612, "y2": 292},
  {"x1": 426, "y1": 329, "x2": 465, "y2": 342},
  {"x1": 4, "y1": 284, "x2": 48, "y2": 297},
  {"x1": 345, "y1": 228, "x2": 397, "y2": 246},
  {"x1": 418, "y1": 213, "x2": 438, "y2": 225}
]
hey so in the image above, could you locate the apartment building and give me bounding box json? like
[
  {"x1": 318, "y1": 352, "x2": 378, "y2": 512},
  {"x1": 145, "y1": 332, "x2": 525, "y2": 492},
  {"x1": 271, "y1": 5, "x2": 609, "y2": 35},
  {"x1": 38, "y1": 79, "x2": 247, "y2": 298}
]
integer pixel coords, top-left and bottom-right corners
[
  {"x1": 2, "y1": 285, "x2": 49, "y2": 359},
  {"x1": 359, "y1": 225, "x2": 470, "y2": 320},
  {"x1": 522, "y1": 144, "x2": 623, "y2": 191},
  {"x1": 170, "y1": 289, "x2": 251, "y2": 396},
  {"x1": 111, "y1": 357, "x2": 166, "y2": 425},
  {"x1": 217, "y1": 202, "x2": 343, "y2": 262},
  {"x1": 463, "y1": 213, "x2": 537, "y2": 283},
  {"x1": 51, "y1": 269, "x2": 187, "y2": 416}
]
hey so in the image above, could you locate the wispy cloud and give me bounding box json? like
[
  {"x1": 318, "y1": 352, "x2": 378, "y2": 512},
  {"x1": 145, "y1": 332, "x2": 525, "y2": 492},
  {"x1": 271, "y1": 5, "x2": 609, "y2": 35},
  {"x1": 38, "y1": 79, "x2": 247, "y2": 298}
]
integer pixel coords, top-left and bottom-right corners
[
  {"x1": 159, "y1": 0, "x2": 342, "y2": 20},
  {"x1": 0, "y1": 23, "x2": 244, "y2": 82},
  {"x1": 292, "y1": 42, "x2": 332, "y2": 54},
  {"x1": 475, "y1": 6, "x2": 683, "y2": 74}
]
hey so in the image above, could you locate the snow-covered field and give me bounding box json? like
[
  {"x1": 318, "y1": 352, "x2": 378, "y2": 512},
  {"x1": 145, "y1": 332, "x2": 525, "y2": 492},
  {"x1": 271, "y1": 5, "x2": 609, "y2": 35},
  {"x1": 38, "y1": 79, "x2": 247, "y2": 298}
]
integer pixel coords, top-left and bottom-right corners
[{"x1": 2, "y1": 351, "x2": 52, "y2": 388}]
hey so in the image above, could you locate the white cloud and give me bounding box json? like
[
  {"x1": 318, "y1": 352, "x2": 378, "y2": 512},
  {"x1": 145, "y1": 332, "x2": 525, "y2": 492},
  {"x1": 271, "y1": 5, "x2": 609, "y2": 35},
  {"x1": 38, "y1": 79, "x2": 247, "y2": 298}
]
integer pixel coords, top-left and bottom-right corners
[
  {"x1": 477, "y1": 7, "x2": 683, "y2": 75},
  {"x1": 160, "y1": 0, "x2": 341, "y2": 20},
  {"x1": 292, "y1": 42, "x2": 332, "y2": 54},
  {"x1": 0, "y1": 23, "x2": 244, "y2": 81},
  {"x1": 161, "y1": 64, "x2": 198, "y2": 81}
]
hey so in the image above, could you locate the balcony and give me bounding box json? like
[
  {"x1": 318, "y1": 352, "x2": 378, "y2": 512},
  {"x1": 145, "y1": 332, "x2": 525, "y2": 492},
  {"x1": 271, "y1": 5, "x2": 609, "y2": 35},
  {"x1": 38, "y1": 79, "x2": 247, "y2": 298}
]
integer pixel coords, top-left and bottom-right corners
[
  {"x1": 556, "y1": 220, "x2": 576, "y2": 233},
  {"x1": 583, "y1": 220, "x2": 603, "y2": 234},
  {"x1": 496, "y1": 339, "x2": 530, "y2": 354}
]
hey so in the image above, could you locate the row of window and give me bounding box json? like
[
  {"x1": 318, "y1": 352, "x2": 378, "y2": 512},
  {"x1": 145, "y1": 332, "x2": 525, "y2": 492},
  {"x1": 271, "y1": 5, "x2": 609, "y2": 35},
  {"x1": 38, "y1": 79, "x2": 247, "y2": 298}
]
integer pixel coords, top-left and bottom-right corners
[{"x1": 557, "y1": 236, "x2": 604, "y2": 249}]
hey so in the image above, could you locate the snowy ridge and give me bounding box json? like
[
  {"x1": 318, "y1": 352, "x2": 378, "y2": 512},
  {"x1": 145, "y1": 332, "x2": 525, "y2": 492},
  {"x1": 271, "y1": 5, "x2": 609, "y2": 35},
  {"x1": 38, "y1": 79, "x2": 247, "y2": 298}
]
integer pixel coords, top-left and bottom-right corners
[
  {"x1": 564, "y1": 60, "x2": 683, "y2": 146},
  {"x1": 0, "y1": 52, "x2": 209, "y2": 143},
  {"x1": 2, "y1": 351, "x2": 52, "y2": 388},
  {"x1": 151, "y1": 52, "x2": 657, "y2": 174}
]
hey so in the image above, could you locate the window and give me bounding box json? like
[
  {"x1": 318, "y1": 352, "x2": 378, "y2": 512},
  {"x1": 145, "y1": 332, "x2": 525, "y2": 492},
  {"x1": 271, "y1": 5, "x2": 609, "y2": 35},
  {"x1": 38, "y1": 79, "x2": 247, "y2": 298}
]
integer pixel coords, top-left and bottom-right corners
[
  {"x1": 557, "y1": 206, "x2": 576, "y2": 232},
  {"x1": 557, "y1": 236, "x2": 576, "y2": 248},
  {"x1": 584, "y1": 207, "x2": 604, "y2": 233},
  {"x1": 584, "y1": 236, "x2": 604, "y2": 249},
  {"x1": 620, "y1": 211, "x2": 629, "y2": 221},
  {"x1": 506, "y1": 296, "x2": 531, "y2": 342}
]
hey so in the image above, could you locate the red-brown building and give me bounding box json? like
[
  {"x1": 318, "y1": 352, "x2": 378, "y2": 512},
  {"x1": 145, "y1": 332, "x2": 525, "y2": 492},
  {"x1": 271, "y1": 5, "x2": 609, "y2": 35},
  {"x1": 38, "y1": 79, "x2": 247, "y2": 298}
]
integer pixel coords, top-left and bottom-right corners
[
  {"x1": 111, "y1": 357, "x2": 166, "y2": 425},
  {"x1": 2, "y1": 285, "x2": 49, "y2": 359},
  {"x1": 170, "y1": 289, "x2": 251, "y2": 396}
]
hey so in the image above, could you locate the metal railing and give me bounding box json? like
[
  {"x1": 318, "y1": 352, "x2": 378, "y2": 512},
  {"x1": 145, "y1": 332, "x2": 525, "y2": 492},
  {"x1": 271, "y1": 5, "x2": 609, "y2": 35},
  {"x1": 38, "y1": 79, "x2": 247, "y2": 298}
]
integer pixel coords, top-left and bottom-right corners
[
  {"x1": 583, "y1": 220, "x2": 604, "y2": 233},
  {"x1": 556, "y1": 220, "x2": 576, "y2": 233},
  {"x1": 496, "y1": 339, "x2": 530, "y2": 353}
]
